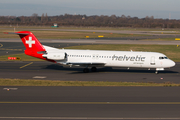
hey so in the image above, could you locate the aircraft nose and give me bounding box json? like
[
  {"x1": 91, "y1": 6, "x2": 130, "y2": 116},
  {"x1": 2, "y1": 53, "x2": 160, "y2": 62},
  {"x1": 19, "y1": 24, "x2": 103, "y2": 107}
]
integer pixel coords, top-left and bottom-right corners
[{"x1": 170, "y1": 60, "x2": 176, "y2": 67}]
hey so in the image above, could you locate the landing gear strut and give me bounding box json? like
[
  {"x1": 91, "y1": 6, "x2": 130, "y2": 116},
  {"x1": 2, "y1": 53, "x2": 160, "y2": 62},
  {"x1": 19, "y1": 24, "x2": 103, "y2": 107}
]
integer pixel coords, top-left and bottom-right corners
[
  {"x1": 83, "y1": 68, "x2": 89, "y2": 73},
  {"x1": 83, "y1": 67, "x2": 97, "y2": 73},
  {"x1": 91, "y1": 67, "x2": 97, "y2": 72}
]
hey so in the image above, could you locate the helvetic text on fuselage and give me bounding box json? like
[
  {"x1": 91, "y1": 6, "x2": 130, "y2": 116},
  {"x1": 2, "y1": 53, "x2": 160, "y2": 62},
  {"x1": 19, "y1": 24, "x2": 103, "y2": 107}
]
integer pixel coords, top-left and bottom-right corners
[{"x1": 112, "y1": 55, "x2": 146, "y2": 62}]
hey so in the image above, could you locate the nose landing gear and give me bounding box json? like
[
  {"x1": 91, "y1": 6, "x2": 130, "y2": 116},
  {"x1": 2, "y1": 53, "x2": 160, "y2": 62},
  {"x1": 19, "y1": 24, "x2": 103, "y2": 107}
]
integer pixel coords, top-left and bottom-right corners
[{"x1": 155, "y1": 71, "x2": 158, "y2": 74}]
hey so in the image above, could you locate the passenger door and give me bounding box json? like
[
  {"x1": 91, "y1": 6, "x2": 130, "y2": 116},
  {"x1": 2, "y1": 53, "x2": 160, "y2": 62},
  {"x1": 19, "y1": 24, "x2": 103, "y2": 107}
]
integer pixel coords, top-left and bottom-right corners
[{"x1": 150, "y1": 56, "x2": 155, "y2": 65}]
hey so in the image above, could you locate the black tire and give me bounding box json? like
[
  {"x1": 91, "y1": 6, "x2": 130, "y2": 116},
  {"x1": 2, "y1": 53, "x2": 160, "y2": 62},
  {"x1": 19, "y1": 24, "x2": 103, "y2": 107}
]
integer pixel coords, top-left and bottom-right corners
[
  {"x1": 83, "y1": 68, "x2": 89, "y2": 73},
  {"x1": 91, "y1": 67, "x2": 97, "y2": 72}
]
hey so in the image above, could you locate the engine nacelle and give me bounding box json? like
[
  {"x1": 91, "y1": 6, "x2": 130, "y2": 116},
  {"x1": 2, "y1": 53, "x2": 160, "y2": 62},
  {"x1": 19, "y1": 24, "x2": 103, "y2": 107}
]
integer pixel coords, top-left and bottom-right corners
[{"x1": 42, "y1": 52, "x2": 66, "y2": 60}]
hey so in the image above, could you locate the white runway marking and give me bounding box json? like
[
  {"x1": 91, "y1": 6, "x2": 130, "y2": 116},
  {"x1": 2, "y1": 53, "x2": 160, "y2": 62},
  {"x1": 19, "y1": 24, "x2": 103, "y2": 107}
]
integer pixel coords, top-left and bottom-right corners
[
  {"x1": 33, "y1": 76, "x2": 47, "y2": 79},
  {"x1": 3, "y1": 88, "x2": 18, "y2": 91}
]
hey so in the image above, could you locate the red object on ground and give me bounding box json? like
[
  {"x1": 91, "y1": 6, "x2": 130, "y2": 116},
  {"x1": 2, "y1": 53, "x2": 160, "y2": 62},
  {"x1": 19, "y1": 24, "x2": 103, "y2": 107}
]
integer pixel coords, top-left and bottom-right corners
[{"x1": 8, "y1": 57, "x2": 16, "y2": 60}]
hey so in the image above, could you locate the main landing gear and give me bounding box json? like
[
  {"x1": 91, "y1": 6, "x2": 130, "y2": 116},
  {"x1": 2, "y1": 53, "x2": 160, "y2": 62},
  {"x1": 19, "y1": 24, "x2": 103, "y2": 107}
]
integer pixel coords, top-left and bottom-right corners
[
  {"x1": 83, "y1": 68, "x2": 89, "y2": 73},
  {"x1": 83, "y1": 67, "x2": 97, "y2": 73},
  {"x1": 91, "y1": 67, "x2": 97, "y2": 72}
]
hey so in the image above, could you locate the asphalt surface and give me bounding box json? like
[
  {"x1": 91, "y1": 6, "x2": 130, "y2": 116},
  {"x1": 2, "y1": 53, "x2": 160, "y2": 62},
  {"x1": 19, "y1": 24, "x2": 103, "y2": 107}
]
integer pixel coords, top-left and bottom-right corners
[
  {"x1": 0, "y1": 86, "x2": 180, "y2": 119},
  {"x1": 0, "y1": 61, "x2": 179, "y2": 83}
]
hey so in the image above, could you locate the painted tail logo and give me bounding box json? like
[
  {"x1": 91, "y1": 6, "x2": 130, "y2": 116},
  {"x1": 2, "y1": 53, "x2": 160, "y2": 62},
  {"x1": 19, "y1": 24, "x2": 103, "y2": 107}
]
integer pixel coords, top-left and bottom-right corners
[{"x1": 25, "y1": 36, "x2": 35, "y2": 48}]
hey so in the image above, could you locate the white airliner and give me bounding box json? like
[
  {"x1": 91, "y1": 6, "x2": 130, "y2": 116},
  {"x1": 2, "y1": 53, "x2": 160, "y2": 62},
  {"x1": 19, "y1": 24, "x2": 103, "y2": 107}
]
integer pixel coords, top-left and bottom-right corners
[{"x1": 6, "y1": 31, "x2": 175, "y2": 73}]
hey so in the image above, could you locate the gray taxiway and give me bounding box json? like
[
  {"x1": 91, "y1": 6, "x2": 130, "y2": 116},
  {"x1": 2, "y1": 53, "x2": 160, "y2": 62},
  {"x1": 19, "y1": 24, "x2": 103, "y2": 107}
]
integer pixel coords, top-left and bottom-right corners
[{"x1": 1, "y1": 86, "x2": 180, "y2": 119}]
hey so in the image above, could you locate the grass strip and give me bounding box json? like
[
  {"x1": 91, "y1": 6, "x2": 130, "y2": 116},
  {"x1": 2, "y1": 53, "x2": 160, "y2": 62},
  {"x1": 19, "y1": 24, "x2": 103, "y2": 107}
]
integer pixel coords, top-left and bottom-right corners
[
  {"x1": 0, "y1": 29, "x2": 147, "y2": 39},
  {"x1": 1, "y1": 25, "x2": 180, "y2": 31},
  {"x1": 0, "y1": 78, "x2": 180, "y2": 87}
]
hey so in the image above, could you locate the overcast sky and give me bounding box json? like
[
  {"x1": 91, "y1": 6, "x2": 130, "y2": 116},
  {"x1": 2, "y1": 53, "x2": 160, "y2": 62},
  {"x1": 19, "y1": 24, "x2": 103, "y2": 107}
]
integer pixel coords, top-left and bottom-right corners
[{"x1": 0, "y1": 0, "x2": 180, "y2": 19}]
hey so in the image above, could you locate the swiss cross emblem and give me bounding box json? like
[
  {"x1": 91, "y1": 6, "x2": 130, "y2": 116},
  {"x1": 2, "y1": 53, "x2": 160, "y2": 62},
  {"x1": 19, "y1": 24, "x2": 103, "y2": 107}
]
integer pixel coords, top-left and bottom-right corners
[{"x1": 26, "y1": 37, "x2": 35, "y2": 48}]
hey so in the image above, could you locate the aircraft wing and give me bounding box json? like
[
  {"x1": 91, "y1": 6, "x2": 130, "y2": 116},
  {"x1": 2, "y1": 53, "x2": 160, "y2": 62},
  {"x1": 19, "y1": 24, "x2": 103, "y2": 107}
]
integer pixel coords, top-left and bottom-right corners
[{"x1": 65, "y1": 62, "x2": 106, "y2": 66}]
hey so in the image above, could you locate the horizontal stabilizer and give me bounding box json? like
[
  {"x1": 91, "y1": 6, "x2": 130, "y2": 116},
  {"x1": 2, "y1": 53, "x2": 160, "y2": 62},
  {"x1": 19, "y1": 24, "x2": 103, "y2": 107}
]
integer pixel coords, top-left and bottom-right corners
[{"x1": 4, "y1": 32, "x2": 29, "y2": 35}]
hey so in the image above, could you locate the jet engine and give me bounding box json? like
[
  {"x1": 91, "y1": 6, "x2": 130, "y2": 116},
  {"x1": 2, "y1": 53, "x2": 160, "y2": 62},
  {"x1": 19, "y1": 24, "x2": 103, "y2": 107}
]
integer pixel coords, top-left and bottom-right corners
[{"x1": 42, "y1": 52, "x2": 66, "y2": 60}]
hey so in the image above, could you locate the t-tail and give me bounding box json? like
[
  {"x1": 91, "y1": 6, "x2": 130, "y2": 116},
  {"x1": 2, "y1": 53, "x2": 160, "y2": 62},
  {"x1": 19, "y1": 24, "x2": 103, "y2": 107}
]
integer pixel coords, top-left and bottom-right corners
[{"x1": 5, "y1": 31, "x2": 47, "y2": 60}]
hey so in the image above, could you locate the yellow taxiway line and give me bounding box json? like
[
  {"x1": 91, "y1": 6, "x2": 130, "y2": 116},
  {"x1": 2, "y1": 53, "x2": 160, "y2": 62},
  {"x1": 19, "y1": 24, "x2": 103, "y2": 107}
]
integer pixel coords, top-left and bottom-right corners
[
  {"x1": 0, "y1": 101, "x2": 180, "y2": 105},
  {"x1": 0, "y1": 43, "x2": 3, "y2": 48},
  {"x1": 20, "y1": 62, "x2": 33, "y2": 69},
  {"x1": 0, "y1": 48, "x2": 22, "y2": 51}
]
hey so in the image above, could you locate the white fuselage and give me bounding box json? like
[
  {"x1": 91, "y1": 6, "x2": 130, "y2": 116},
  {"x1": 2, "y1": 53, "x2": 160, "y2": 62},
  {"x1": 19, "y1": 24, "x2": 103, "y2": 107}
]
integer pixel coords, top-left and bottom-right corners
[{"x1": 43, "y1": 45, "x2": 175, "y2": 70}]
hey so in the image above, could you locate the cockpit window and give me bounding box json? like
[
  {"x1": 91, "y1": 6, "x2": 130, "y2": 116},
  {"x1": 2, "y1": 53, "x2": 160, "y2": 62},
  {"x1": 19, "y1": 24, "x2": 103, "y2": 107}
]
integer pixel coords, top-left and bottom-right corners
[
  {"x1": 159, "y1": 57, "x2": 163, "y2": 59},
  {"x1": 159, "y1": 56, "x2": 168, "y2": 59}
]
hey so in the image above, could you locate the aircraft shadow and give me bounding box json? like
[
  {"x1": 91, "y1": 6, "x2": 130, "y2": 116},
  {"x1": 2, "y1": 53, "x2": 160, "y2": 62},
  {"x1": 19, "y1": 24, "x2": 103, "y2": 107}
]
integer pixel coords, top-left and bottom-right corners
[{"x1": 43, "y1": 64, "x2": 178, "y2": 74}]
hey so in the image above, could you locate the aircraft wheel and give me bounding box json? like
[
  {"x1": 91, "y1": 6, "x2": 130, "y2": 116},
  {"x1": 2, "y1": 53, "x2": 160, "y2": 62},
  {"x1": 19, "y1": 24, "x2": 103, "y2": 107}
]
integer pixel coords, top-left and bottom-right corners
[
  {"x1": 83, "y1": 68, "x2": 89, "y2": 73},
  {"x1": 91, "y1": 67, "x2": 97, "y2": 72}
]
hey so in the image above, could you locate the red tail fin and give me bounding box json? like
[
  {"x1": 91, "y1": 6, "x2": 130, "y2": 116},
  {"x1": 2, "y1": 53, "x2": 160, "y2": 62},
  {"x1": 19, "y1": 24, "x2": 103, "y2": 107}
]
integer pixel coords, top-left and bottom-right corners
[
  {"x1": 6, "y1": 31, "x2": 46, "y2": 59},
  {"x1": 17, "y1": 31, "x2": 45, "y2": 51}
]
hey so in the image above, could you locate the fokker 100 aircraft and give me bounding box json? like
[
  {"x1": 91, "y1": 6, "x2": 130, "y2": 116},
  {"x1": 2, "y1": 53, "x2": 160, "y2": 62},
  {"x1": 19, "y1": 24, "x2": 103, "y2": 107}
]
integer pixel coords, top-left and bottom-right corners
[{"x1": 5, "y1": 31, "x2": 175, "y2": 73}]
